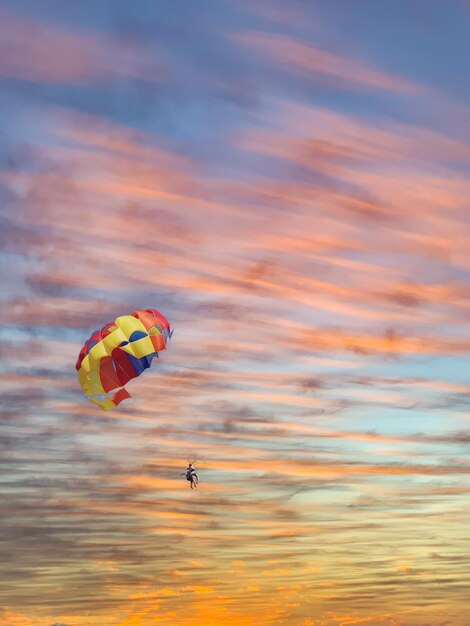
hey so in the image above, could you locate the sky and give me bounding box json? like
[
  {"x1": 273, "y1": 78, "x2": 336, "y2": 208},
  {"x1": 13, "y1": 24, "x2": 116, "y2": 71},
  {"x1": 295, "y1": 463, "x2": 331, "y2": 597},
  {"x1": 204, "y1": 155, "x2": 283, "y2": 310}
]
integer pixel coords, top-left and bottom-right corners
[{"x1": 0, "y1": 1, "x2": 469, "y2": 625}]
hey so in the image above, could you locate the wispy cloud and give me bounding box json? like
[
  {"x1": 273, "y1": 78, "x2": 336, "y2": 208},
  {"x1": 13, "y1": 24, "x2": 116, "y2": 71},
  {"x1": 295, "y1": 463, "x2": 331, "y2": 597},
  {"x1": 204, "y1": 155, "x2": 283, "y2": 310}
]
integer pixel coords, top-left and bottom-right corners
[
  {"x1": 1, "y1": 1, "x2": 470, "y2": 625},
  {"x1": 0, "y1": 9, "x2": 163, "y2": 85},
  {"x1": 233, "y1": 31, "x2": 422, "y2": 93}
]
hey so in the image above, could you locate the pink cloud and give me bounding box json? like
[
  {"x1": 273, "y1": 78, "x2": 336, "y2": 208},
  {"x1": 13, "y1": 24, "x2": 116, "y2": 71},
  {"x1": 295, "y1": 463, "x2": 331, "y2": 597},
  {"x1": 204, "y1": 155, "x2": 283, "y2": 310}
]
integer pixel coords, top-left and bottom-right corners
[
  {"x1": 233, "y1": 31, "x2": 422, "y2": 93},
  {"x1": 0, "y1": 9, "x2": 163, "y2": 85}
]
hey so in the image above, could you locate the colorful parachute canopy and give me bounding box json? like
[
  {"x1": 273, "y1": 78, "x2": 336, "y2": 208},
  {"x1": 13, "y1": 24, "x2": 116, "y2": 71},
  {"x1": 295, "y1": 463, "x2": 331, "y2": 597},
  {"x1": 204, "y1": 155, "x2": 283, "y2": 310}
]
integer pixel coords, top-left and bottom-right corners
[{"x1": 76, "y1": 308, "x2": 172, "y2": 411}]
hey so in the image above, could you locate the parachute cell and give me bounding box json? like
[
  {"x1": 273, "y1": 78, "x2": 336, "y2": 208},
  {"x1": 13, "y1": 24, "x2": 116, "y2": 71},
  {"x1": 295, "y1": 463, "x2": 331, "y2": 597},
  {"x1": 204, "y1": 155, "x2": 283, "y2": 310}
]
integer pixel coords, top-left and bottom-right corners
[{"x1": 76, "y1": 308, "x2": 172, "y2": 411}]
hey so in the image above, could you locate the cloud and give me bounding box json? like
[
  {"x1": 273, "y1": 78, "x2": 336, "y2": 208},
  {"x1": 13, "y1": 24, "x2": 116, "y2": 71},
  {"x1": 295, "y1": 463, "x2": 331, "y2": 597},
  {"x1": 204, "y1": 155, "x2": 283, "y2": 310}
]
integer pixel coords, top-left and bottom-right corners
[
  {"x1": 0, "y1": 9, "x2": 163, "y2": 86},
  {"x1": 233, "y1": 31, "x2": 422, "y2": 93},
  {"x1": 293, "y1": 326, "x2": 470, "y2": 357},
  {"x1": 2, "y1": 4, "x2": 470, "y2": 625},
  {"x1": 237, "y1": 101, "x2": 470, "y2": 168}
]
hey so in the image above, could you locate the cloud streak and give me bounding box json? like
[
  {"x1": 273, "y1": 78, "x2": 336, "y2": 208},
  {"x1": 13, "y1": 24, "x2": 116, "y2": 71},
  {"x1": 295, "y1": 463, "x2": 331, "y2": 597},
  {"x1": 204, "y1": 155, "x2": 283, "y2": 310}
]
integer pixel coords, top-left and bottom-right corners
[
  {"x1": 0, "y1": 8, "x2": 163, "y2": 85},
  {"x1": 233, "y1": 31, "x2": 422, "y2": 93}
]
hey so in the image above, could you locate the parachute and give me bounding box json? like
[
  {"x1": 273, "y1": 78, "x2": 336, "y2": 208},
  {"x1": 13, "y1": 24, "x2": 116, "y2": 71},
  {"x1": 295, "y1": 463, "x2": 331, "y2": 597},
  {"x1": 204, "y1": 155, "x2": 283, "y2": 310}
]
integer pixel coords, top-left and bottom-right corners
[{"x1": 76, "y1": 308, "x2": 172, "y2": 411}]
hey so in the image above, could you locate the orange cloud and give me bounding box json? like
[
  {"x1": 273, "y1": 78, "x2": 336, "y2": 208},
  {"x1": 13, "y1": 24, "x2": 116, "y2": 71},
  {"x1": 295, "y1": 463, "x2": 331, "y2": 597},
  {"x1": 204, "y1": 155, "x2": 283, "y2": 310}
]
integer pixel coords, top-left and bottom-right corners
[{"x1": 294, "y1": 326, "x2": 470, "y2": 357}]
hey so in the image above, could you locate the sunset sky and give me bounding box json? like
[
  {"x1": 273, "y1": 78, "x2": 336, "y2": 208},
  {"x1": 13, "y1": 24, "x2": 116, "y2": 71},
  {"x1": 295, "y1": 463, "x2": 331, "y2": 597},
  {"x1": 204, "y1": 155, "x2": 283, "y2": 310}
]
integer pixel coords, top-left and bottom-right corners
[{"x1": 1, "y1": 1, "x2": 470, "y2": 625}]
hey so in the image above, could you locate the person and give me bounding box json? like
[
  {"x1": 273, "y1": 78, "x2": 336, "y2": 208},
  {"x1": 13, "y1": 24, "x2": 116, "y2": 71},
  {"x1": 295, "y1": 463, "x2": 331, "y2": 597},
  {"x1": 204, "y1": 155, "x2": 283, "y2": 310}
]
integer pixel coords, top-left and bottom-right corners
[{"x1": 181, "y1": 462, "x2": 199, "y2": 488}]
